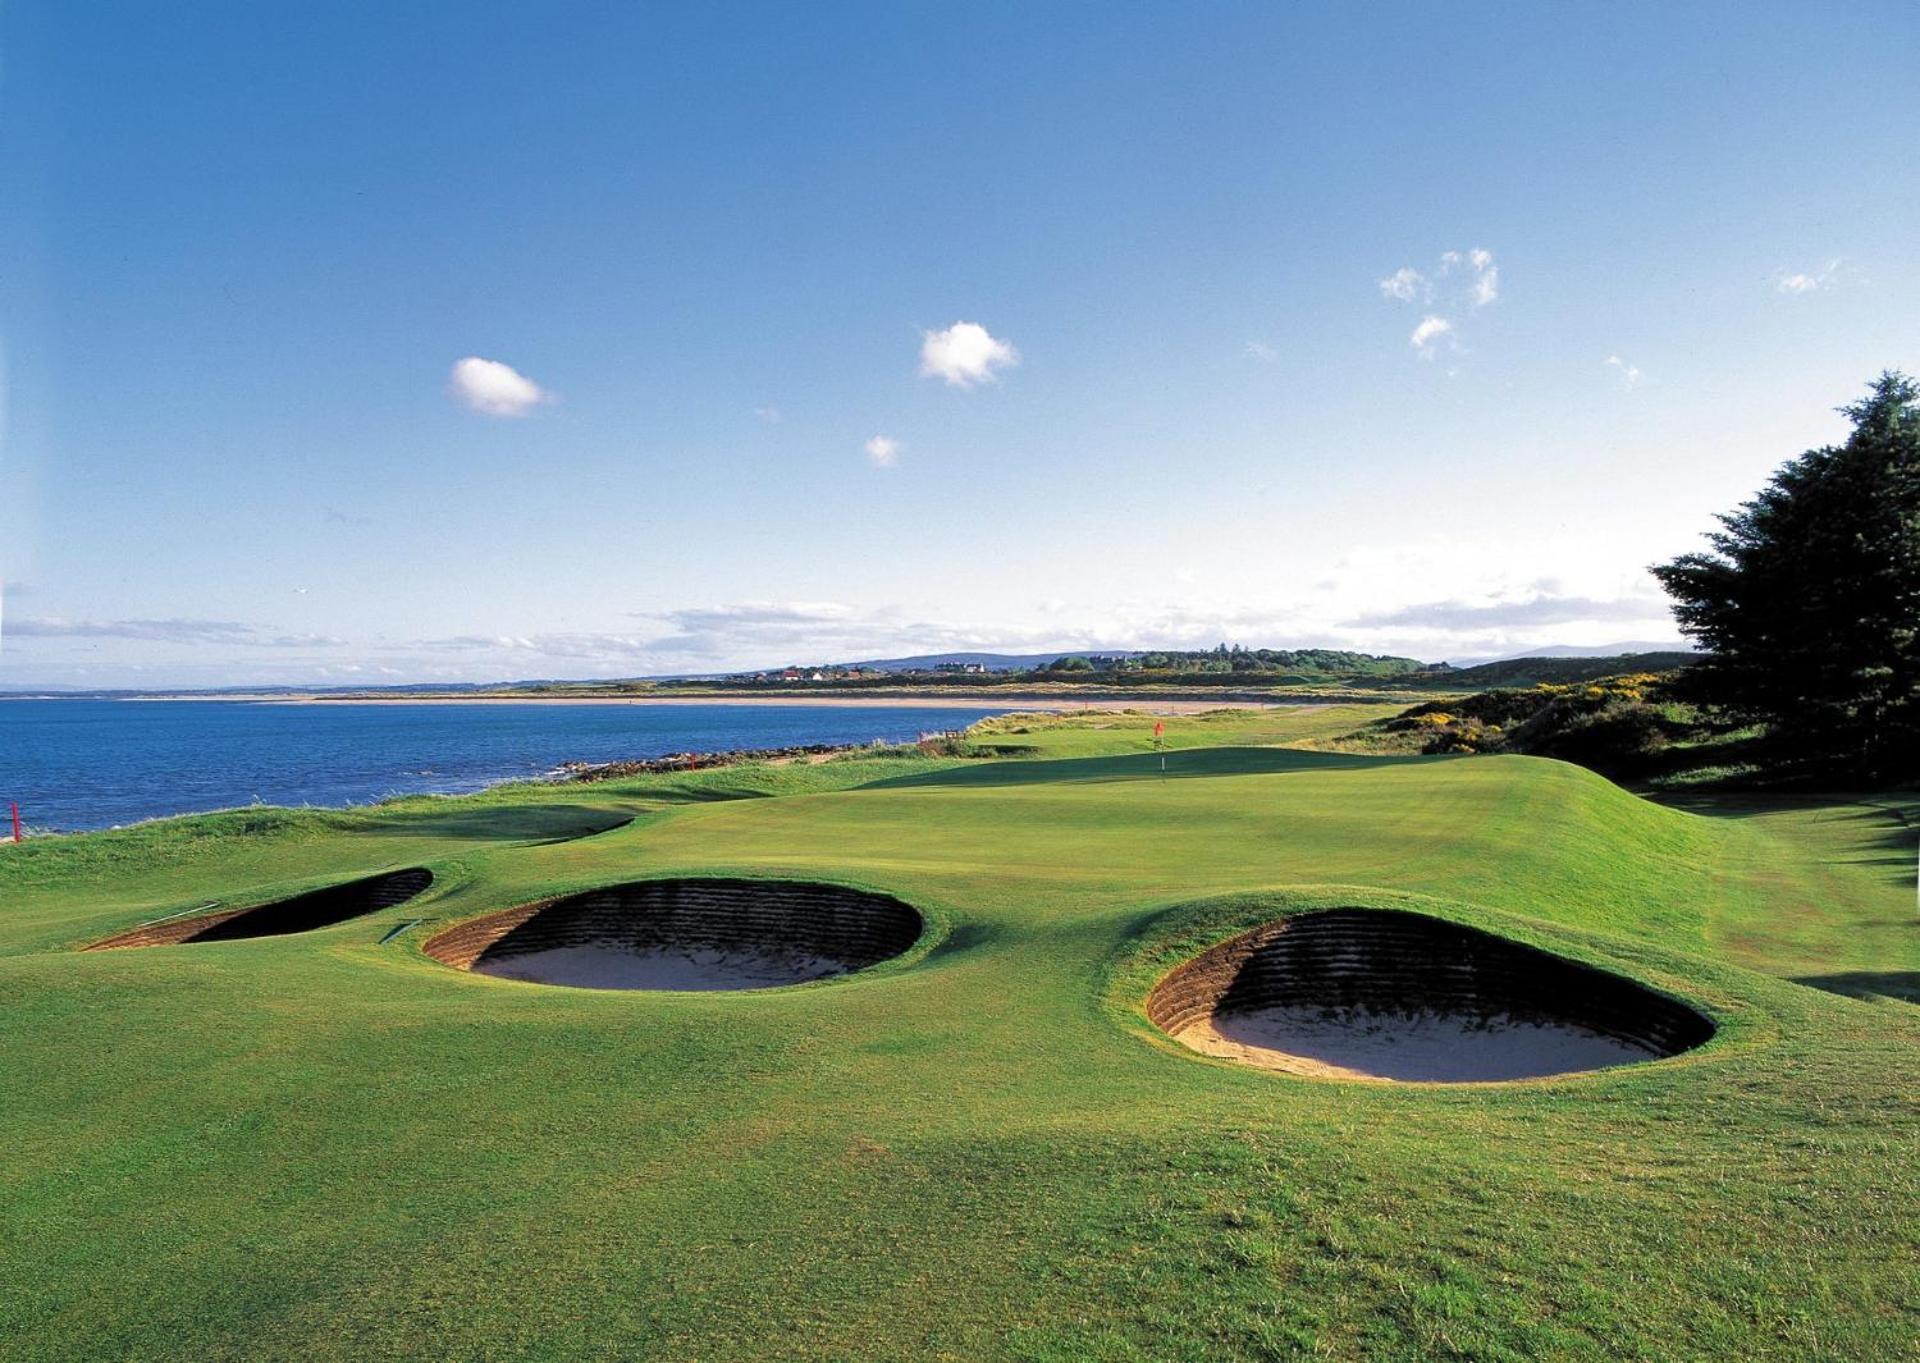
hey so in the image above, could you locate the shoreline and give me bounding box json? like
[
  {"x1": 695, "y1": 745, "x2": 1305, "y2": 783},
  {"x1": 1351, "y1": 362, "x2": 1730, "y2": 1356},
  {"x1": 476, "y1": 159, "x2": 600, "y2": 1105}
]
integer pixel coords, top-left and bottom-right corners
[{"x1": 129, "y1": 692, "x2": 1319, "y2": 714}]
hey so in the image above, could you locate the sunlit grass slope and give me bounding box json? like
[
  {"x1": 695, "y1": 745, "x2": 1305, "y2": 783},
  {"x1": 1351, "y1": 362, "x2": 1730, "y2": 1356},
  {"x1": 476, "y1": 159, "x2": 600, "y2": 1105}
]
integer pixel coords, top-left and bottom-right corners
[{"x1": 0, "y1": 712, "x2": 1913, "y2": 1361}]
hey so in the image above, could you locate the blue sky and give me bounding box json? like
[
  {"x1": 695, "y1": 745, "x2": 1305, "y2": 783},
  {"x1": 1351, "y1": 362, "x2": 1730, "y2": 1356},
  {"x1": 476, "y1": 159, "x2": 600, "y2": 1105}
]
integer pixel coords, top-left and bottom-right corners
[{"x1": 3, "y1": 1, "x2": 1916, "y2": 687}]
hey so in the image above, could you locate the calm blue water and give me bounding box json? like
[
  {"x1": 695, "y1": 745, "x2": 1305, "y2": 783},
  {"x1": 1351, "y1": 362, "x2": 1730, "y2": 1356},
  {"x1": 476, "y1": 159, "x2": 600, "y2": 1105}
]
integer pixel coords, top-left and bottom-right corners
[{"x1": 0, "y1": 699, "x2": 1005, "y2": 833}]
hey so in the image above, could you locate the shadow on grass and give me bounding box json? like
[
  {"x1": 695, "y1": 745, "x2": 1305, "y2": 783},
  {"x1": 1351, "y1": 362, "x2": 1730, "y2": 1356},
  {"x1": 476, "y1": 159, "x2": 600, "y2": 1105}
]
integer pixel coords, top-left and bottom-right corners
[
  {"x1": 923, "y1": 919, "x2": 1002, "y2": 963},
  {"x1": 349, "y1": 804, "x2": 636, "y2": 845},
  {"x1": 1793, "y1": 971, "x2": 1920, "y2": 1004},
  {"x1": 1656, "y1": 793, "x2": 1918, "y2": 889},
  {"x1": 859, "y1": 746, "x2": 1429, "y2": 791},
  {"x1": 644, "y1": 782, "x2": 779, "y2": 805}
]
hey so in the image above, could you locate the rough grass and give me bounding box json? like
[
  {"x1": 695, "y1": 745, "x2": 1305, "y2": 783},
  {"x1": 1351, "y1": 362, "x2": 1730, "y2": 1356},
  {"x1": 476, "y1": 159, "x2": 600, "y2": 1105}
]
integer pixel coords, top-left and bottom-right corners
[{"x1": 1, "y1": 710, "x2": 1914, "y2": 1360}]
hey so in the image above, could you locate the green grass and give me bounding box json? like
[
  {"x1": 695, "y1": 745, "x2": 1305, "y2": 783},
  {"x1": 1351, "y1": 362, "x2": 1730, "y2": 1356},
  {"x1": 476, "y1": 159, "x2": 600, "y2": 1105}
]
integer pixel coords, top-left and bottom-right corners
[
  {"x1": 1, "y1": 712, "x2": 1915, "y2": 1360},
  {"x1": 969, "y1": 702, "x2": 1406, "y2": 757}
]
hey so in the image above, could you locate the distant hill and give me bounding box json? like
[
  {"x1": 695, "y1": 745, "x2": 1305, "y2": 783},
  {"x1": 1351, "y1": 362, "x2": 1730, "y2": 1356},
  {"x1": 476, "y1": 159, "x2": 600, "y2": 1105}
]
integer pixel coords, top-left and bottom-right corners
[
  {"x1": 1444, "y1": 641, "x2": 1696, "y2": 667},
  {"x1": 1408, "y1": 651, "x2": 1701, "y2": 689}
]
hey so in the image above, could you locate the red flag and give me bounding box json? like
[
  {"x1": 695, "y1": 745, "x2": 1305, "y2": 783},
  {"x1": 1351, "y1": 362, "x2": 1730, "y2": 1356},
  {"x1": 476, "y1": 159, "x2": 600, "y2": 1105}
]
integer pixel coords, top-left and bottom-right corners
[{"x1": 1152, "y1": 721, "x2": 1164, "y2": 739}]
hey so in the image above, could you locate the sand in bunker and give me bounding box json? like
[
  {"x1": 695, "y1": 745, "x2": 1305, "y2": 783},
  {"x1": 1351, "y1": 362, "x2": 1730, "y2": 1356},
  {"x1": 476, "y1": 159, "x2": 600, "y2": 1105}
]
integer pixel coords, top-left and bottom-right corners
[
  {"x1": 471, "y1": 944, "x2": 851, "y2": 991},
  {"x1": 429, "y1": 878, "x2": 923, "y2": 992},
  {"x1": 1146, "y1": 909, "x2": 1714, "y2": 1083},
  {"x1": 1181, "y1": 1006, "x2": 1663, "y2": 1082}
]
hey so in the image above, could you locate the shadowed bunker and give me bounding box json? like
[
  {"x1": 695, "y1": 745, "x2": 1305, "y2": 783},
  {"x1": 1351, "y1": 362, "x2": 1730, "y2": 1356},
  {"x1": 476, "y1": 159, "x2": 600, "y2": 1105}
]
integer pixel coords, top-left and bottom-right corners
[
  {"x1": 86, "y1": 867, "x2": 433, "y2": 949},
  {"x1": 425, "y1": 877, "x2": 922, "y2": 990},
  {"x1": 1148, "y1": 907, "x2": 1715, "y2": 1082}
]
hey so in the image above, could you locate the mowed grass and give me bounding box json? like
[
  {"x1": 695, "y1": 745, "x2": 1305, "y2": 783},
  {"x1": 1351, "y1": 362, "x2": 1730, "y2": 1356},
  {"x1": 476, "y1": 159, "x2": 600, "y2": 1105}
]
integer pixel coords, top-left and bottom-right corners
[
  {"x1": 970, "y1": 702, "x2": 1405, "y2": 758},
  {"x1": 0, "y1": 711, "x2": 1915, "y2": 1361}
]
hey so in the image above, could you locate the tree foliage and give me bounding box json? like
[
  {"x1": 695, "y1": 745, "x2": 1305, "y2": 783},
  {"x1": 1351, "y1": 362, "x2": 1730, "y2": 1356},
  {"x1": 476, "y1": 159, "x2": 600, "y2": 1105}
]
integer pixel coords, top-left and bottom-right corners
[
  {"x1": 1079, "y1": 647, "x2": 1424, "y2": 677},
  {"x1": 1651, "y1": 371, "x2": 1920, "y2": 779}
]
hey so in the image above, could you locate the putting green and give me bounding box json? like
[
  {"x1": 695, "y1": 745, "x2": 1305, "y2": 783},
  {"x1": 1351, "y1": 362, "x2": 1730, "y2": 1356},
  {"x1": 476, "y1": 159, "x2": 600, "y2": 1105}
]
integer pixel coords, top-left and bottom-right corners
[{"x1": 1, "y1": 715, "x2": 1914, "y2": 1361}]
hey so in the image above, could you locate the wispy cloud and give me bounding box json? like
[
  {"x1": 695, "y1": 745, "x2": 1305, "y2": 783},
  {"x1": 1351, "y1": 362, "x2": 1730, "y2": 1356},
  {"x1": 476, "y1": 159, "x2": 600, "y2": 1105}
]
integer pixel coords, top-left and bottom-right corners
[
  {"x1": 448, "y1": 356, "x2": 552, "y2": 417},
  {"x1": 919, "y1": 322, "x2": 1019, "y2": 388},
  {"x1": 1244, "y1": 340, "x2": 1279, "y2": 363},
  {"x1": 7, "y1": 617, "x2": 347, "y2": 647},
  {"x1": 754, "y1": 405, "x2": 782, "y2": 424},
  {"x1": 636, "y1": 602, "x2": 883, "y2": 660},
  {"x1": 864, "y1": 435, "x2": 900, "y2": 468},
  {"x1": 1604, "y1": 354, "x2": 1643, "y2": 388},
  {"x1": 29, "y1": 571, "x2": 1687, "y2": 686},
  {"x1": 1773, "y1": 258, "x2": 1857, "y2": 295},
  {"x1": 1348, "y1": 592, "x2": 1668, "y2": 630},
  {"x1": 411, "y1": 602, "x2": 1045, "y2": 671},
  {"x1": 1435, "y1": 248, "x2": 1499, "y2": 305},
  {"x1": 419, "y1": 634, "x2": 550, "y2": 653}
]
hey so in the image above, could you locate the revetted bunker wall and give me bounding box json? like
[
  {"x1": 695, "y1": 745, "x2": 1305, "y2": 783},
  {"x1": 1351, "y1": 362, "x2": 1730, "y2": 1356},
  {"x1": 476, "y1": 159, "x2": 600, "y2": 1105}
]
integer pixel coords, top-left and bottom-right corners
[
  {"x1": 424, "y1": 877, "x2": 923, "y2": 975},
  {"x1": 1147, "y1": 908, "x2": 1714, "y2": 1058},
  {"x1": 88, "y1": 868, "x2": 434, "y2": 949}
]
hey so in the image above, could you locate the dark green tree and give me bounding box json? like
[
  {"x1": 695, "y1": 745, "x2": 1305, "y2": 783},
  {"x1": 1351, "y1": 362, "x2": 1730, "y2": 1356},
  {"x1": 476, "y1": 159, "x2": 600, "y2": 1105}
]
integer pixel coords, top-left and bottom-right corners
[{"x1": 1651, "y1": 371, "x2": 1920, "y2": 779}]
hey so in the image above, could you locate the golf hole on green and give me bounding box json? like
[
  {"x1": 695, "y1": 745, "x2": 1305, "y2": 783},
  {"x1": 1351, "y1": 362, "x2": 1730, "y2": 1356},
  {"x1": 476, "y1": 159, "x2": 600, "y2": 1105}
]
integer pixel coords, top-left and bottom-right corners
[
  {"x1": 88, "y1": 868, "x2": 434, "y2": 949},
  {"x1": 424, "y1": 877, "x2": 923, "y2": 991},
  {"x1": 1147, "y1": 908, "x2": 1714, "y2": 1082}
]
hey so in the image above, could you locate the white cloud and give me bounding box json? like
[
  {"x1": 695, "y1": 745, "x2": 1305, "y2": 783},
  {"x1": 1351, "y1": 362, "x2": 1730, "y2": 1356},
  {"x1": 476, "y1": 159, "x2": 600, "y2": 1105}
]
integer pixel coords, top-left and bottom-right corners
[
  {"x1": 918, "y1": 322, "x2": 1019, "y2": 388},
  {"x1": 43, "y1": 551, "x2": 1681, "y2": 687},
  {"x1": 1394, "y1": 249, "x2": 1496, "y2": 305},
  {"x1": 864, "y1": 435, "x2": 899, "y2": 467},
  {"x1": 1410, "y1": 315, "x2": 1453, "y2": 352},
  {"x1": 1378, "y1": 267, "x2": 1427, "y2": 302},
  {"x1": 1775, "y1": 260, "x2": 1842, "y2": 295},
  {"x1": 1350, "y1": 592, "x2": 1665, "y2": 629},
  {"x1": 1244, "y1": 340, "x2": 1279, "y2": 363},
  {"x1": 1381, "y1": 250, "x2": 1497, "y2": 356},
  {"x1": 448, "y1": 356, "x2": 551, "y2": 417},
  {"x1": 1605, "y1": 354, "x2": 1643, "y2": 388},
  {"x1": 1441, "y1": 247, "x2": 1498, "y2": 305},
  {"x1": 1470, "y1": 262, "x2": 1499, "y2": 306},
  {"x1": 754, "y1": 406, "x2": 782, "y2": 424}
]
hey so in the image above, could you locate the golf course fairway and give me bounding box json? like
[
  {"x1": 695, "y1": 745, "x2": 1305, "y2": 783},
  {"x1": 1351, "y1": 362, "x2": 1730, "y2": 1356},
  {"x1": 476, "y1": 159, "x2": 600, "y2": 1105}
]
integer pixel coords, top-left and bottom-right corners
[{"x1": 2, "y1": 708, "x2": 1914, "y2": 1361}]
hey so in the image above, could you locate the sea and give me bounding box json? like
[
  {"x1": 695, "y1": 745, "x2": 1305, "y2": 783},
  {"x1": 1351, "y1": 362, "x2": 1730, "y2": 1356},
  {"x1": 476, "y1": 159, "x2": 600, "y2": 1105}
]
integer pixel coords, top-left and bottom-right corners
[{"x1": 0, "y1": 698, "x2": 1008, "y2": 833}]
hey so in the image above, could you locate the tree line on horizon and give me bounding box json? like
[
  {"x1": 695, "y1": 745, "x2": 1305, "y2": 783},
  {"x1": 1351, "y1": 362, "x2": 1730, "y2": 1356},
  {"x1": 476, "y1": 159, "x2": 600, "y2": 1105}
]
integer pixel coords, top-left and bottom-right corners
[{"x1": 1039, "y1": 646, "x2": 1425, "y2": 678}]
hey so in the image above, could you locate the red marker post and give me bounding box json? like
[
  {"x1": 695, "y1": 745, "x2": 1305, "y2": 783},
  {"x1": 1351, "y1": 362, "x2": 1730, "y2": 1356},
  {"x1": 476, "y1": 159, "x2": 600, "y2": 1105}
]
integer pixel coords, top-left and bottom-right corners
[{"x1": 9, "y1": 803, "x2": 21, "y2": 844}]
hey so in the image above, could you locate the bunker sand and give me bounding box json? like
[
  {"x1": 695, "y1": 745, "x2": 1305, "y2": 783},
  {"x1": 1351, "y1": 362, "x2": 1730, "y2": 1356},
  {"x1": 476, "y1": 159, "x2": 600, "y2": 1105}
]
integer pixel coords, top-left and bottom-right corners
[
  {"x1": 1148, "y1": 907, "x2": 1712, "y2": 1083},
  {"x1": 426, "y1": 877, "x2": 922, "y2": 991}
]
